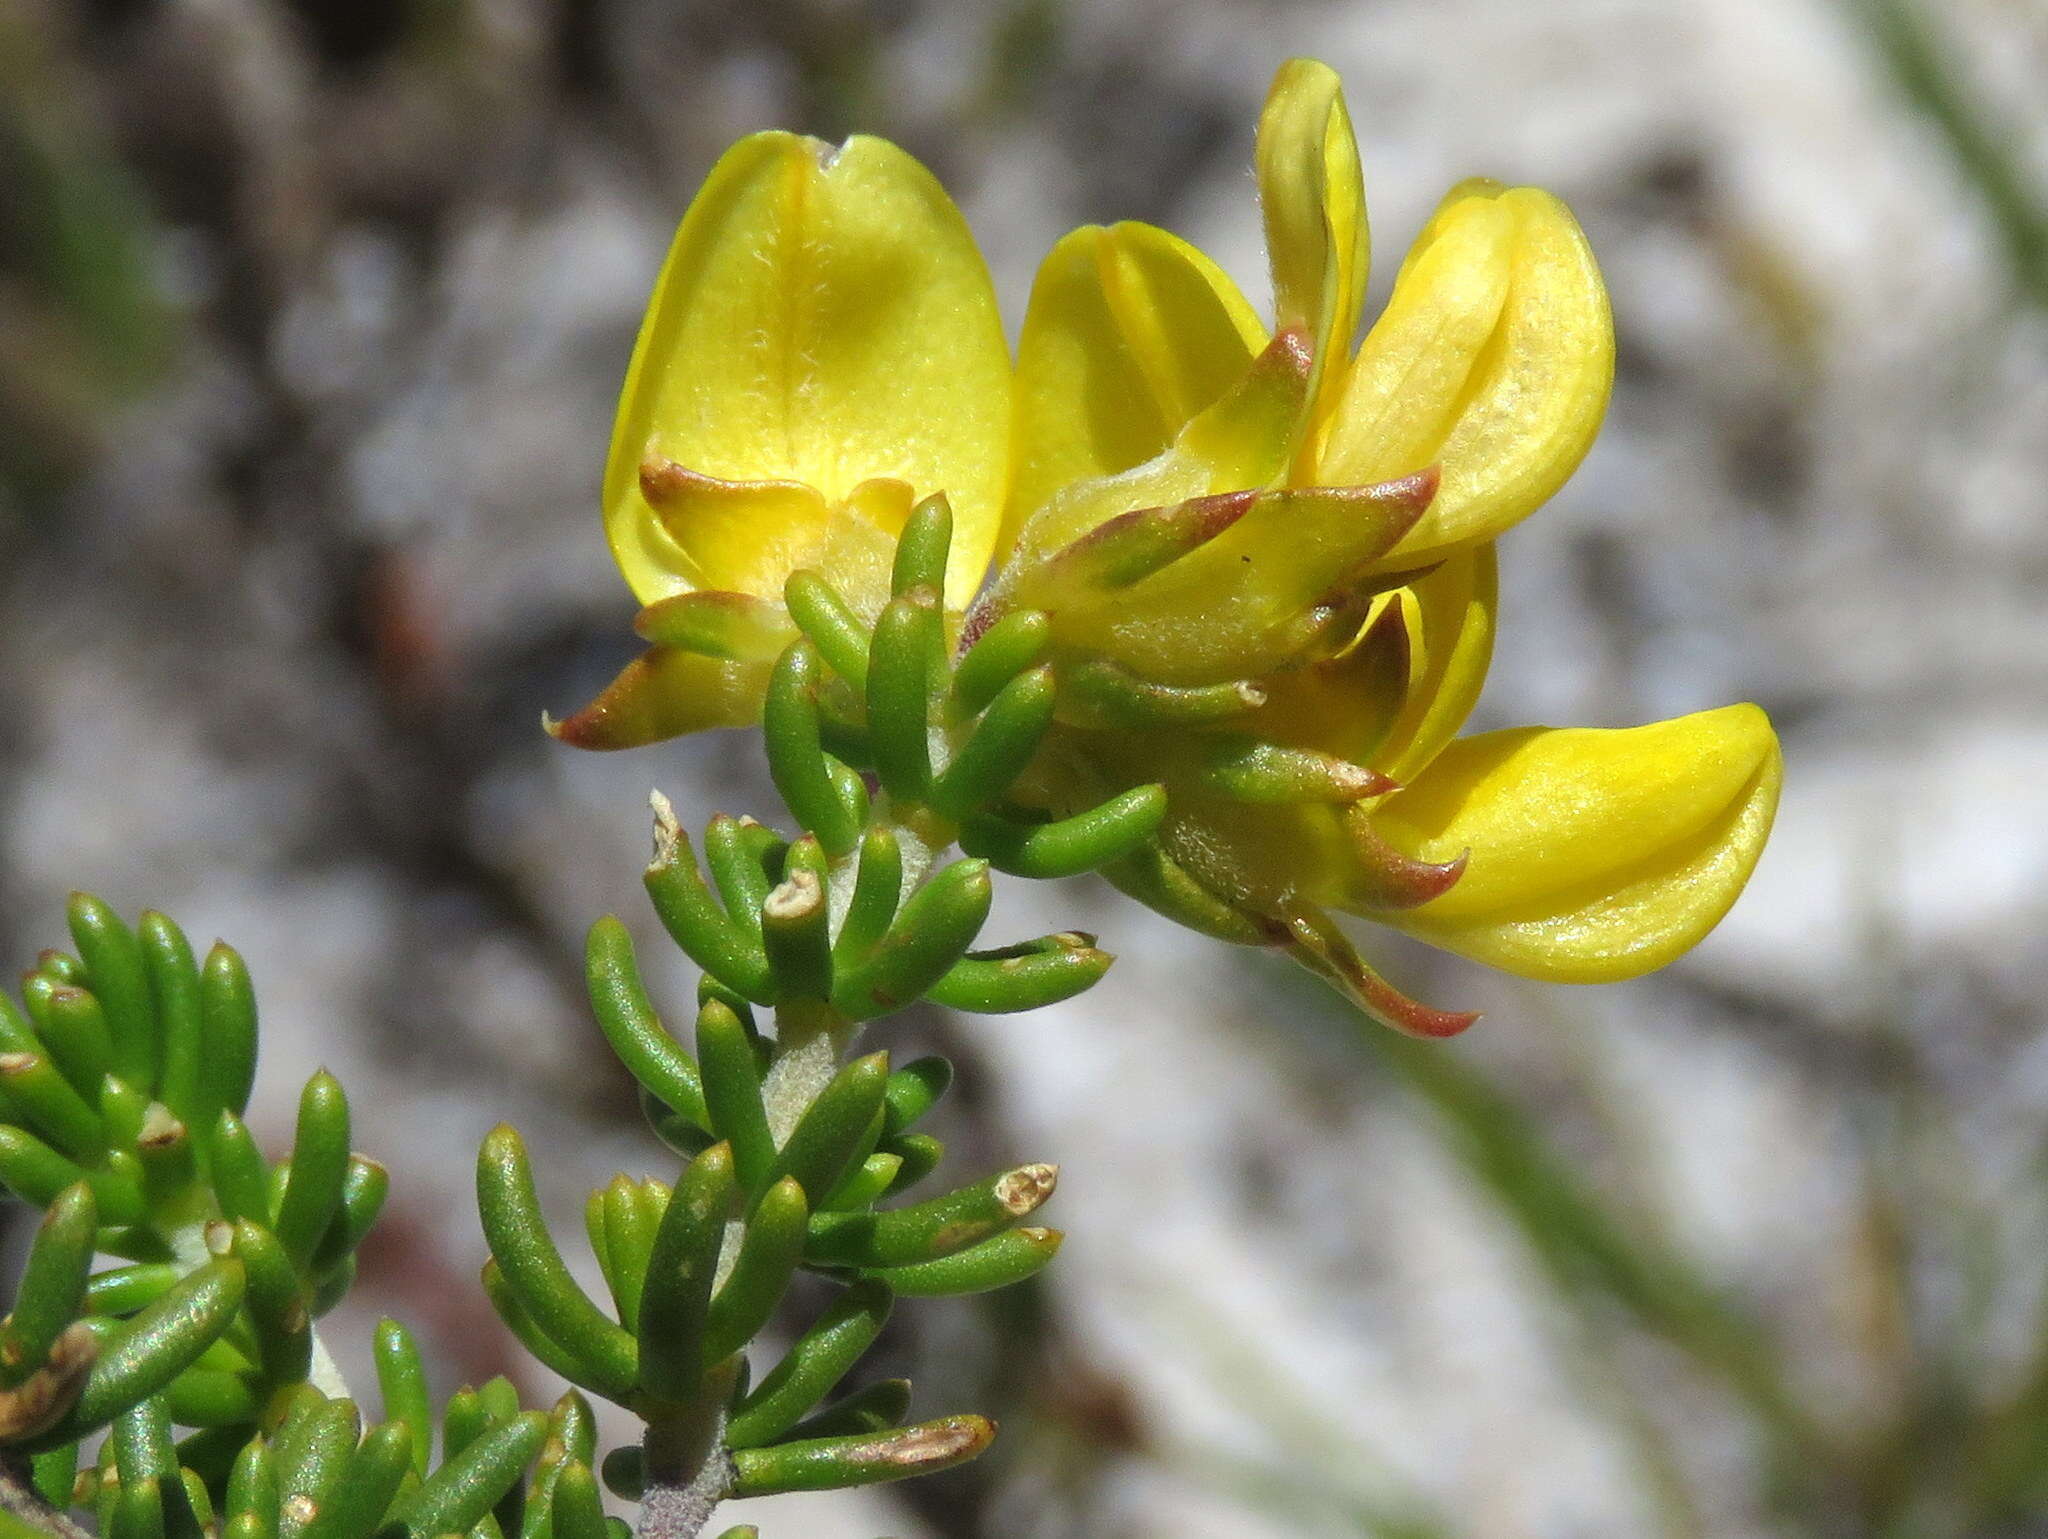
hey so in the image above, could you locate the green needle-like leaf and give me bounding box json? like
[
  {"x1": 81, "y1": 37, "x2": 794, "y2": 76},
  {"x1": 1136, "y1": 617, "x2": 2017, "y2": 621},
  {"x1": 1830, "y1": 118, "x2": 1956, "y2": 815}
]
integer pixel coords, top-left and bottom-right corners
[
  {"x1": 636, "y1": 1141, "x2": 736, "y2": 1403},
  {"x1": 725, "y1": 1281, "x2": 893, "y2": 1448},
  {"x1": 273, "y1": 1073, "x2": 350, "y2": 1275},
  {"x1": 308, "y1": 1419, "x2": 411, "y2": 1539},
  {"x1": 391, "y1": 1411, "x2": 547, "y2": 1539},
  {"x1": 0, "y1": 1125, "x2": 144, "y2": 1224},
  {"x1": 759, "y1": 842, "x2": 834, "y2": 1004},
  {"x1": 226, "y1": 1436, "x2": 279, "y2": 1533},
  {"x1": 763, "y1": 642, "x2": 863, "y2": 858},
  {"x1": 959, "y1": 785, "x2": 1168, "y2": 879},
  {"x1": 763, "y1": 1054, "x2": 889, "y2": 1207},
  {"x1": 372, "y1": 1319, "x2": 432, "y2": 1477},
  {"x1": 1057, "y1": 657, "x2": 1264, "y2": 728},
  {"x1": 139, "y1": 913, "x2": 204, "y2": 1129},
  {"x1": 782, "y1": 571, "x2": 871, "y2": 693},
  {"x1": 701, "y1": 817, "x2": 781, "y2": 948},
  {"x1": 310, "y1": 1156, "x2": 389, "y2": 1278},
  {"x1": 702, "y1": 1177, "x2": 807, "y2": 1365},
  {"x1": 31, "y1": 985, "x2": 115, "y2": 1104},
  {"x1": 135, "y1": 1105, "x2": 196, "y2": 1209},
  {"x1": 880, "y1": 1134, "x2": 943, "y2": 1196},
  {"x1": 821, "y1": 1154, "x2": 899, "y2": 1212},
  {"x1": 196, "y1": 942, "x2": 259, "y2": 1131},
  {"x1": 208, "y1": 1110, "x2": 272, "y2": 1226},
  {"x1": 275, "y1": 1395, "x2": 360, "y2": 1539},
  {"x1": 68, "y1": 895, "x2": 156, "y2": 1092},
  {"x1": 807, "y1": 1164, "x2": 1057, "y2": 1269},
  {"x1": 0, "y1": 1182, "x2": 95, "y2": 1384},
  {"x1": 29, "y1": 1443, "x2": 77, "y2": 1509},
  {"x1": 727, "y1": 1414, "x2": 993, "y2": 1495},
  {"x1": 113, "y1": 1474, "x2": 168, "y2": 1539},
  {"x1": 929, "y1": 667, "x2": 1057, "y2": 821},
  {"x1": 111, "y1": 1393, "x2": 178, "y2": 1484},
  {"x1": 777, "y1": 1378, "x2": 913, "y2": 1443},
  {"x1": 892, "y1": 493, "x2": 954, "y2": 596},
  {"x1": 595, "y1": 1177, "x2": 657, "y2": 1325},
  {"x1": 927, "y1": 933, "x2": 1114, "y2": 1014},
  {"x1": 871, "y1": 1227, "x2": 1063, "y2": 1296},
  {"x1": 950, "y1": 610, "x2": 1050, "y2": 721},
  {"x1": 481, "y1": 1260, "x2": 598, "y2": 1393},
  {"x1": 475, "y1": 1127, "x2": 637, "y2": 1402},
  {"x1": 233, "y1": 1221, "x2": 312, "y2": 1388},
  {"x1": 696, "y1": 1002, "x2": 775, "y2": 1194},
  {"x1": 0, "y1": 1051, "x2": 108, "y2": 1162},
  {"x1": 832, "y1": 860, "x2": 992, "y2": 1021},
  {"x1": 866, "y1": 589, "x2": 939, "y2": 804},
  {"x1": 162, "y1": 1368, "x2": 261, "y2": 1426},
  {"x1": 84, "y1": 1263, "x2": 180, "y2": 1318},
  {"x1": 44, "y1": 1257, "x2": 246, "y2": 1445},
  {"x1": 880, "y1": 1059, "x2": 951, "y2": 1138},
  {"x1": 584, "y1": 918, "x2": 710, "y2": 1127},
  {"x1": 546, "y1": 1461, "x2": 606, "y2": 1539},
  {"x1": 643, "y1": 803, "x2": 775, "y2": 1005},
  {"x1": 832, "y1": 827, "x2": 903, "y2": 971}
]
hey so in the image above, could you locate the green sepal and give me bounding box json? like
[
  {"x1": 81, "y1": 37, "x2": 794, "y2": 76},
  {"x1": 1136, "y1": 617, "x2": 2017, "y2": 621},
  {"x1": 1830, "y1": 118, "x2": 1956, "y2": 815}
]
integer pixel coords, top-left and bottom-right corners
[
  {"x1": 208, "y1": 1111, "x2": 273, "y2": 1226},
  {"x1": 389, "y1": 1411, "x2": 547, "y2": 1539},
  {"x1": 642, "y1": 806, "x2": 775, "y2": 1006},
  {"x1": 67, "y1": 895, "x2": 156, "y2": 1092},
  {"x1": 635, "y1": 1140, "x2": 736, "y2": 1403},
  {"x1": 865, "y1": 589, "x2": 938, "y2": 804},
  {"x1": 139, "y1": 913, "x2": 205, "y2": 1130},
  {"x1": 631, "y1": 591, "x2": 792, "y2": 661},
  {"x1": 831, "y1": 862, "x2": 991, "y2": 1021},
  {"x1": 0, "y1": 1050, "x2": 108, "y2": 1163},
  {"x1": 763, "y1": 642, "x2": 863, "y2": 858},
  {"x1": 373, "y1": 1319, "x2": 433, "y2": 1477},
  {"x1": 929, "y1": 667, "x2": 1057, "y2": 821},
  {"x1": 197, "y1": 943, "x2": 259, "y2": 1129},
  {"x1": 762, "y1": 1054, "x2": 889, "y2": 1206},
  {"x1": 702, "y1": 1178, "x2": 807, "y2": 1365},
  {"x1": 832, "y1": 827, "x2": 903, "y2": 971},
  {"x1": 1100, "y1": 842, "x2": 1269, "y2": 945},
  {"x1": 950, "y1": 610, "x2": 1050, "y2": 721},
  {"x1": 0, "y1": 1181, "x2": 95, "y2": 1385},
  {"x1": 727, "y1": 1414, "x2": 993, "y2": 1496},
  {"x1": 273, "y1": 1073, "x2": 350, "y2": 1276},
  {"x1": 1055, "y1": 657, "x2": 1263, "y2": 729},
  {"x1": 701, "y1": 817, "x2": 784, "y2": 948},
  {"x1": 870, "y1": 1227, "x2": 1062, "y2": 1296},
  {"x1": 1195, "y1": 737, "x2": 1391, "y2": 804},
  {"x1": 881, "y1": 1059, "x2": 951, "y2": 1139},
  {"x1": 30, "y1": 985, "x2": 115, "y2": 1105},
  {"x1": 892, "y1": 493, "x2": 953, "y2": 596},
  {"x1": 545, "y1": 1461, "x2": 606, "y2": 1539},
  {"x1": 232, "y1": 1220, "x2": 312, "y2": 1389},
  {"x1": 475, "y1": 1126, "x2": 638, "y2": 1403},
  {"x1": 958, "y1": 785, "x2": 1168, "y2": 880},
  {"x1": 776, "y1": 1377, "x2": 912, "y2": 1443},
  {"x1": 583, "y1": 918, "x2": 710, "y2": 1127},
  {"x1": 806, "y1": 1164, "x2": 1056, "y2": 1270},
  {"x1": 759, "y1": 840, "x2": 833, "y2": 1005},
  {"x1": 695, "y1": 1002, "x2": 775, "y2": 1194},
  {"x1": 782, "y1": 570, "x2": 870, "y2": 694},
  {"x1": 725, "y1": 1281, "x2": 893, "y2": 1449}
]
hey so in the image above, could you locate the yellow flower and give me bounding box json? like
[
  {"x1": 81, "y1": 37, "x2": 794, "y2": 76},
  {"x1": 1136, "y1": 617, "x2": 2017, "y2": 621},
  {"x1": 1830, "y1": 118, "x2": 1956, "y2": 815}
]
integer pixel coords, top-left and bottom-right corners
[{"x1": 554, "y1": 61, "x2": 1782, "y2": 1037}]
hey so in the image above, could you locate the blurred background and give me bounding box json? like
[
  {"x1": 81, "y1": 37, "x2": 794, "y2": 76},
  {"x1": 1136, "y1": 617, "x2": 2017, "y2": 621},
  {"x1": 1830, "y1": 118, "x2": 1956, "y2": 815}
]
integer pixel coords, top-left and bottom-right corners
[{"x1": 5, "y1": 0, "x2": 2048, "y2": 1534}]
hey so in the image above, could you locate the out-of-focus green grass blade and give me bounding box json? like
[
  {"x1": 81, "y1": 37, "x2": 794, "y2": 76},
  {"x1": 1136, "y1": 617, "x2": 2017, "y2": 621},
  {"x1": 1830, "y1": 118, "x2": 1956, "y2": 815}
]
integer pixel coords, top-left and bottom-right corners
[{"x1": 1846, "y1": 0, "x2": 2048, "y2": 308}]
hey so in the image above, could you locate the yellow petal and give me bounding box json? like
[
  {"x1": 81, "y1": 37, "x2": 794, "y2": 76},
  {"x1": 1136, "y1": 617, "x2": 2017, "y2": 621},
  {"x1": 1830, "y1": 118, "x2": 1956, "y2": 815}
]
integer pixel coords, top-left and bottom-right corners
[
  {"x1": 1256, "y1": 58, "x2": 1368, "y2": 430},
  {"x1": 1317, "y1": 181, "x2": 1613, "y2": 566},
  {"x1": 636, "y1": 461, "x2": 833, "y2": 599},
  {"x1": 1008, "y1": 222, "x2": 1265, "y2": 554},
  {"x1": 546, "y1": 647, "x2": 770, "y2": 750},
  {"x1": 1371, "y1": 543, "x2": 1498, "y2": 784},
  {"x1": 605, "y1": 131, "x2": 1011, "y2": 607},
  {"x1": 1370, "y1": 704, "x2": 1781, "y2": 981}
]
